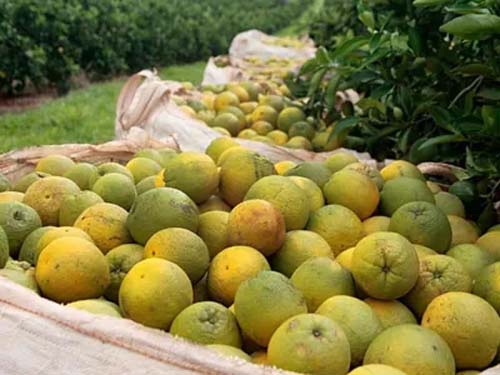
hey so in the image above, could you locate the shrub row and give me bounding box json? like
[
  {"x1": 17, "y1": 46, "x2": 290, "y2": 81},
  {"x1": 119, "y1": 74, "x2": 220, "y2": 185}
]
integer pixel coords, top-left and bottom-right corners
[{"x1": 0, "y1": 0, "x2": 305, "y2": 95}]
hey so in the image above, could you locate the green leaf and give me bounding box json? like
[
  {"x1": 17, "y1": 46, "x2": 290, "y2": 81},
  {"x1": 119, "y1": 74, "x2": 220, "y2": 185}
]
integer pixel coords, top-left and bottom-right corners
[
  {"x1": 445, "y1": 5, "x2": 492, "y2": 15},
  {"x1": 464, "y1": 90, "x2": 474, "y2": 114},
  {"x1": 428, "y1": 106, "x2": 456, "y2": 133},
  {"x1": 315, "y1": 47, "x2": 331, "y2": 65},
  {"x1": 330, "y1": 36, "x2": 370, "y2": 60},
  {"x1": 307, "y1": 68, "x2": 327, "y2": 98},
  {"x1": 477, "y1": 88, "x2": 500, "y2": 101},
  {"x1": 413, "y1": 0, "x2": 450, "y2": 7},
  {"x1": 481, "y1": 105, "x2": 500, "y2": 135},
  {"x1": 408, "y1": 27, "x2": 423, "y2": 55},
  {"x1": 359, "y1": 11, "x2": 376, "y2": 30},
  {"x1": 330, "y1": 116, "x2": 360, "y2": 140},
  {"x1": 453, "y1": 64, "x2": 494, "y2": 77},
  {"x1": 357, "y1": 98, "x2": 387, "y2": 115},
  {"x1": 418, "y1": 134, "x2": 466, "y2": 149},
  {"x1": 325, "y1": 75, "x2": 341, "y2": 113},
  {"x1": 299, "y1": 58, "x2": 320, "y2": 76},
  {"x1": 440, "y1": 14, "x2": 500, "y2": 39}
]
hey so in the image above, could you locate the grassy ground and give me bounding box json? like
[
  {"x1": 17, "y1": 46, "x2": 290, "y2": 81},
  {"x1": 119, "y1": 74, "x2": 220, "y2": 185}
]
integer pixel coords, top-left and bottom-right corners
[{"x1": 0, "y1": 62, "x2": 205, "y2": 153}]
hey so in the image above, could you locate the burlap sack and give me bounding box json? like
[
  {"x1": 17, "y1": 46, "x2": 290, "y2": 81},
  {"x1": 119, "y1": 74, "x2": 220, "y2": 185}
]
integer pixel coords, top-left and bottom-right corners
[
  {"x1": 202, "y1": 29, "x2": 315, "y2": 85},
  {"x1": 115, "y1": 70, "x2": 375, "y2": 166},
  {"x1": 0, "y1": 277, "x2": 293, "y2": 375},
  {"x1": 0, "y1": 127, "x2": 177, "y2": 183}
]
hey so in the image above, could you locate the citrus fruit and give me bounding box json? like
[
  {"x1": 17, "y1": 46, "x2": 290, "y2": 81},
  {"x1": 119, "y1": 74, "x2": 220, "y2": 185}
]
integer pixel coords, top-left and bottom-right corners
[
  {"x1": 220, "y1": 106, "x2": 247, "y2": 129},
  {"x1": 380, "y1": 160, "x2": 425, "y2": 182},
  {"x1": 285, "y1": 135, "x2": 313, "y2": 150},
  {"x1": 284, "y1": 162, "x2": 332, "y2": 189},
  {"x1": 244, "y1": 176, "x2": 309, "y2": 230},
  {"x1": 427, "y1": 181, "x2": 442, "y2": 193},
  {"x1": 403, "y1": 255, "x2": 472, "y2": 317},
  {"x1": 23, "y1": 176, "x2": 80, "y2": 226},
  {"x1": 351, "y1": 232, "x2": 419, "y2": 300},
  {"x1": 92, "y1": 173, "x2": 136, "y2": 210},
  {"x1": 268, "y1": 313, "x2": 351, "y2": 375},
  {"x1": 259, "y1": 95, "x2": 284, "y2": 112},
  {"x1": 126, "y1": 157, "x2": 162, "y2": 184},
  {"x1": 422, "y1": 292, "x2": 500, "y2": 370},
  {"x1": 307, "y1": 204, "x2": 364, "y2": 256},
  {"x1": 266, "y1": 130, "x2": 288, "y2": 145},
  {"x1": 157, "y1": 148, "x2": 178, "y2": 167},
  {"x1": 274, "y1": 160, "x2": 296, "y2": 175},
  {"x1": 207, "y1": 245, "x2": 270, "y2": 306},
  {"x1": 227, "y1": 199, "x2": 285, "y2": 256},
  {"x1": 237, "y1": 129, "x2": 257, "y2": 139},
  {"x1": 214, "y1": 91, "x2": 240, "y2": 112},
  {"x1": 160, "y1": 152, "x2": 219, "y2": 204},
  {"x1": 36, "y1": 227, "x2": 93, "y2": 262},
  {"x1": 67, "y1": 299, "x2": 122, "y2": 318},
  {"x1": 277, "y1": 107, "x2": 306, "y2": 133},
  {"x1": 271, "y1": 230, "x2": 333, "y2": 277},
  {"x1": 362, "y1": 216, "x2": 390, "y2": 235},
  {"x1": 205, "y1": 137, "x2": 239, "y2": 163},
  {"x1": 380, "y1": 177, "x2": 435, "y2": 216},
  {"x1": 0, "y1": 227, "x2": 8, "y2": 268},
  {"x1": 104, "y1": 243, "x2": 144, "y2": 303},
  {"x1": 289, "y1": 176, "x2": 325, "y2": 213},
  {"x1": 58, "y1": 191, "x2": 103, "y2": 226},
  {"x1": 252, "y1": 135, "x2": 275, "y2": 145},
  {"x1": 198, "y1": 195, "x2": 231, "y2": 213},
  {"x1": 18, "y1": 226, "x2": 54, "y2": 266},
  {"x1": 292, "y1": 256, "x2": 355, "y2": 312},
  {"x1": 448, "y1": 215, "x2": 479, "y2": 246},
  {"x1": 476, "y1": 231, "x2": 500, "y2": 260},
  {"x1": 134, "y1": 148, "x2": 164, "y2": 165},
  {"x1": 488, "y1": 224, "x2": 500, "y2": 232},
  {"x1": 234, "y1": 270, "x2": 307, "y2": 347},
  {"x1": 343, "y1": 162, "x2": 384, "y2": 191},
  {"x1": 74, "y1": 202, "x2": 132, "y2": 254},
  {"x1": 126, "y1": 187, "x2": 199, "y2": 245},
  {"x1": 251, "y1": 105, "x2": 278, "y2": 126},
  {"x1": 435, "y1": 192, "x2": 465, "y2": 218},
  {"x1": 312, "y1": 131, "x2": 340, "y2": 152},
  {"x1": 473, "y1": 262, "x2": 500, "y2": 314},
  {"x1": 218, "y1": 149, "x2": 275, "y2": 207},
  {"x1": 289, "y1": 121, "x2": 315, "y2": 140},
  {"x1": 241, "y1": 82, "x2": 261, "y2": 102},
  {"x1": 446, "y1": 244, "x2": 495, "y2": 279},
  {"x1": 63, "y1": 162, "x2": 99, "y2": 190},
  {"x1": 35, "y1": 155, "x2": 75, "y2": 176},
  {"x1": 206, "y1": 345, "x2": 251, "y2": 361},
  {"x1": 0, "y1": 201, "x2": 41, "y2": 257},
  {"x1": 213, "y1": 127, "x2": 231, "y2": 136},
  {"x1": 251, "y1": 120, "x2": 273, "y2": 135},
  {"x1": 213, "y1": 113, "x2": 241, "y2": 136},
  {"x1": 170, "y1": 301, "x2": 242, "y2": 347},
  {"x1": 324, "y1": 170, "x2": 380, "y2": 220},
  {"x1": 364, "y1": 324, "x2": 455, "y2": 375},
  {"x1": 0, "y1": 191, "x2": 25, "y2": 203},
  {"x1": 119, "y1": 258, "x2": 192, "y2": 330},
  {"x1": 0, "y1": 259, "x2": 39, "y2": 293},
  {"x1": 364, "y1": 298, "x2": 417, "y2": 329},
  {"x1": 144, "y1": 227, "x2": 209, "y2": 283},
  {"x1": 317, "y1": 295, "x2": 383, "y2": 366},
  {"x1": 389, "y1": 201, "x2": 452, "y2": 253},
  {"x1": 97, "y1": 162, "x2": 134, "y2": 181},
  {"x1": 324, "y1": 152, "x2": 359, "y2": 173},
  {"x1": 348, "y1": 364, "x2": 408, "y2": 375},
  {"x1": 336, "y1": 247, "x2": 354, "y2": 271},
  {"x1": 414, "y1": 244, "x2": 438, "y2": 261},
  {"x1": 239, "y1": 102, "x2": 258, "y2": 115},
  {"x1": 35, "y1": 237, "x2": 110, "y2": 303},
  {"x1": 197, "y1": 211, "x2": 229, "y2": 258},
  {"x1": 250, "y1": 351, "x2": 268, "y2": 365},
  {"x1": 13, "y1": 172, "x2": 49, "y2": 193}
]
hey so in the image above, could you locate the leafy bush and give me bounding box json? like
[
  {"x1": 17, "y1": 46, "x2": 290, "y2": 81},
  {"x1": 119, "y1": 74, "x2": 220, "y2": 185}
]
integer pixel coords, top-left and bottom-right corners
[
  {"x1": 0, "y1": 0, "x2": 306, "y2": 95},
  {"x1": 289, "y1": 0, "x2": 500, "y2": 225}
]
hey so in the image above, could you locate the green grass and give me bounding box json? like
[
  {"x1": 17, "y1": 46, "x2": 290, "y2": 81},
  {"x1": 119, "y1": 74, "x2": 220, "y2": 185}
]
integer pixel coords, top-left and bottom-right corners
[{"x1": 0, "y1": 62, "x2": 205, "y2": 153}]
